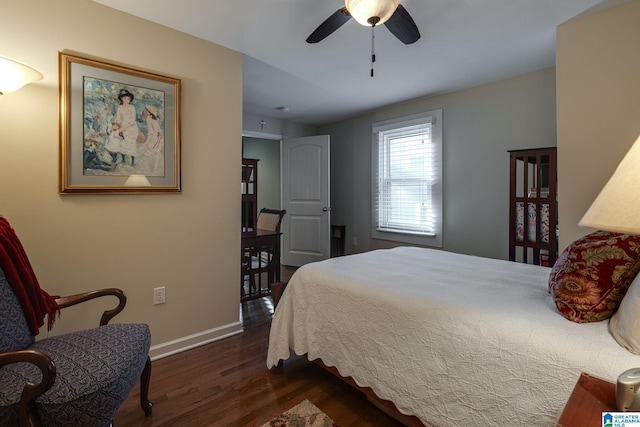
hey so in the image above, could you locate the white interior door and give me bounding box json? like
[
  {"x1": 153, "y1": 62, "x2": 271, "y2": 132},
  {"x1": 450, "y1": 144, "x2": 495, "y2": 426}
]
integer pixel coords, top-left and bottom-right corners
[{"x1": 282, "y1": 135, "x2": 330, "y2": 267}]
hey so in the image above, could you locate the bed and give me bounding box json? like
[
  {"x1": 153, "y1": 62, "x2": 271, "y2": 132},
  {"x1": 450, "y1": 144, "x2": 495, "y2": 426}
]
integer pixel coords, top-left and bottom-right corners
[{"x1": 266, "y1": 246, "x2": 640, "y2": 426}]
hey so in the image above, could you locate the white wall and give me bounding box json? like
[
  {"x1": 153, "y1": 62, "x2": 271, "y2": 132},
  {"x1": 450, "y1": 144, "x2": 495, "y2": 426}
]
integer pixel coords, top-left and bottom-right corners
[
  {"x1": 0, "y1": 0, "x2": 243, "y2": 358},
  {"x1": 320, "y1": 68, "x2": 557, "y2": 260},
  {"x1": 242, "y1": 111, "x2": 316, "y2": 139},
  {"x1": 557, "y1": 0, "x2": 640, "y2": 250}
]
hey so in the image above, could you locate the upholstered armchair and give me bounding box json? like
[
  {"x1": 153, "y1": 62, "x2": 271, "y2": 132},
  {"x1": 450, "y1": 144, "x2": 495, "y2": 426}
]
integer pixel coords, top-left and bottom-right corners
[
  {"x1": 0, "y1": 217, "x2": 152, "y2": 427},
  {"x1": 0, "y1": 268, "x2": 152, "y2": 427}
]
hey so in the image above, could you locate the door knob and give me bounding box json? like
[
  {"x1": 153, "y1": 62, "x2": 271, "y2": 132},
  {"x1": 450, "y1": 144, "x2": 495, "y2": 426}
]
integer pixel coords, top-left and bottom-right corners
[{"x1": 323, "y1": 207, "x2": 331, "y2": 212}]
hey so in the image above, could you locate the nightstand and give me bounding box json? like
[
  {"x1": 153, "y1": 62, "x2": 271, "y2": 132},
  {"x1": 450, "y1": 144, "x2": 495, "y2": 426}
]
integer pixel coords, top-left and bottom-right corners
[{"x1": 557, "y1": 372, "x2": 617, "y2": 427}]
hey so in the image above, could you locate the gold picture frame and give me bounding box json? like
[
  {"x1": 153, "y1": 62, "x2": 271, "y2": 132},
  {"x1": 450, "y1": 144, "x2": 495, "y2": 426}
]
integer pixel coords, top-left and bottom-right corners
[{"x1": 59, "y1": 52, "x2": 181, "y2": 193}]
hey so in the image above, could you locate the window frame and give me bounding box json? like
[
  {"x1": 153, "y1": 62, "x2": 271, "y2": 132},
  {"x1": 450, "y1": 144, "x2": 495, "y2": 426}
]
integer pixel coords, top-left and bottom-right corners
[{"x1": 371, "y1": 109, "x2": 443, "y2": 247}]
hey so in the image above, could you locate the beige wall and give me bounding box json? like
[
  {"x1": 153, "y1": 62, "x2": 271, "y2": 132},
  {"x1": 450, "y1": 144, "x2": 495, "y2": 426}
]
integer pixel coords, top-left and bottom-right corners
[
  {"x1": 557, "y1": 0, "x2": 640, "y2": 250},
  {"x1": 321, "y1": 68, "x2": 557, "y2": 260},
  {"x1": 0, "y1": 0, "x2": 243, "y2": 358}
]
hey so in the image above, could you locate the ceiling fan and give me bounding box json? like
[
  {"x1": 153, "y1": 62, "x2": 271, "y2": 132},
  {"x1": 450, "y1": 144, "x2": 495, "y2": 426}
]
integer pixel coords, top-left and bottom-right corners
[{"x1": 306, "y1": 0, "x2": 421, "y2": 45}]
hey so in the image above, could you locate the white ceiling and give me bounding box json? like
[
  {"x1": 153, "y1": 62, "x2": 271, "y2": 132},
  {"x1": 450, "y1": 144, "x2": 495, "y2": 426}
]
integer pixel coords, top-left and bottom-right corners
[{"x1": 93, "y1": 0, "x2": 627, "y2": 127}]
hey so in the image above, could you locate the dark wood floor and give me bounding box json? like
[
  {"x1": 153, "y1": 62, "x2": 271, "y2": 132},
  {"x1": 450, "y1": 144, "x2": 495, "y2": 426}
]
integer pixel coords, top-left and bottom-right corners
[{"x1": 113, "y1": 267, "x2": 405, "y2": 427}]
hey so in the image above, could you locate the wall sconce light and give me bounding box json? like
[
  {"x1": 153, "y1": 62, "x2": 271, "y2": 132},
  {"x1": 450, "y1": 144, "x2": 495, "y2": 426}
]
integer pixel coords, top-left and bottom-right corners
[{"x1": 0, "y1": 56, "x2": 43, "y2": 95}]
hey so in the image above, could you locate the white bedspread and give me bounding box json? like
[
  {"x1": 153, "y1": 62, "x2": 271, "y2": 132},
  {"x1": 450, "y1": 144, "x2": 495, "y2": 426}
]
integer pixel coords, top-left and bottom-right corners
[{"x1": 266, "y1": 247, "x2": 640, "y2": 426}]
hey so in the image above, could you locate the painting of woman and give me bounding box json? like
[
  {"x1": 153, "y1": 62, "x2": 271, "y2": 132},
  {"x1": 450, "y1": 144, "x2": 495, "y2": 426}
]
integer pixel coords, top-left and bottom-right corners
[{"x1": 113, "y1": 89, "x2": 139, "y2": 165}]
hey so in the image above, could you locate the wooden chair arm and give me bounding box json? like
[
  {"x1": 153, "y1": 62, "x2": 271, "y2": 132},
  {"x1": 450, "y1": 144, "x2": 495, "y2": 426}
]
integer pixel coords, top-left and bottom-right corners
[
  {"x1": 0, "y1": 349, "x2": 56, "y2": 427},
  {"x1": 55, "y1": 288, "x2": 127, "y2": 326}
]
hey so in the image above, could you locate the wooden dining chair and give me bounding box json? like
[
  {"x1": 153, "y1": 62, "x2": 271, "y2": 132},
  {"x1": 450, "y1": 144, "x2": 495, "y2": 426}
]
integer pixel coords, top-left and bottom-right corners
[{"x1": 242, "y1": 209, "x2": 286, "y2": 301}]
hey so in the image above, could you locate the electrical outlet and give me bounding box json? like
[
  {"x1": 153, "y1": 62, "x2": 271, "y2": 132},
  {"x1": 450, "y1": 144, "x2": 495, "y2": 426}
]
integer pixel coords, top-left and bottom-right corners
[
  {"x1": 153, "y1": 286, "x2": 166, "y2": 305},
  {"x1": 352, "y1": 236, "x2": 358, "y2": 246}
]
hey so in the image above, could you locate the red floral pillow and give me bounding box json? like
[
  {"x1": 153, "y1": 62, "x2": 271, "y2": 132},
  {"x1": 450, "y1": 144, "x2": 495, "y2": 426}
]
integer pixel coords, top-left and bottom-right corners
[{"x1": 549, "y1": 231, "x2": 640, "y2": 323}]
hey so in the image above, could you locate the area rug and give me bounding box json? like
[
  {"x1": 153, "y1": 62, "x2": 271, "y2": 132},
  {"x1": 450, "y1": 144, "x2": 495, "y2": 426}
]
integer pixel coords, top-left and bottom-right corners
[{"x1": 260, "y1": 399, "x2": 338, "y2": 427}]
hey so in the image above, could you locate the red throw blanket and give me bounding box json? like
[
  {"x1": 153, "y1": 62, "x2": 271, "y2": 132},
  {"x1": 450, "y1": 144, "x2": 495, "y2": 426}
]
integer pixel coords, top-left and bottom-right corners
[{"x1": 0, "y1": 217, "x2": 58, "y2": 335}]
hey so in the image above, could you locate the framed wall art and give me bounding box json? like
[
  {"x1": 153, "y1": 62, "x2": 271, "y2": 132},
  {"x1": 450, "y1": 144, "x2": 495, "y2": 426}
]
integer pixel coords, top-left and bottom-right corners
[{"x1": 59, "y1": 52, "x2": 181, "y2": 193}]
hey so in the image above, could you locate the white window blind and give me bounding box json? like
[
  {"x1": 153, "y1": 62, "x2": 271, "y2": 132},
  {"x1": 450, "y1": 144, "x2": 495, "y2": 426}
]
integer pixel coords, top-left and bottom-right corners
[{"x1": 372, "y1": 110, "x2": 443, "y2": 247}]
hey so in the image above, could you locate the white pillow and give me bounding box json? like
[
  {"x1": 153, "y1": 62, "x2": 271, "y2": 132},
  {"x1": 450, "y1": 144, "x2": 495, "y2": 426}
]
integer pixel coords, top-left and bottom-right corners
[{"x1": 610, "y1": 273, "x2": 640, "y2": 354}]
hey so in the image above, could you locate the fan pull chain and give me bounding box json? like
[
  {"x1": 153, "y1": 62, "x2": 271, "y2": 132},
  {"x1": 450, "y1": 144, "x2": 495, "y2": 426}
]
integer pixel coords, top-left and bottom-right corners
[
  {"x1": 370, "y1": 24, "x2": 376, "y2": 77},
  {"x1": 371, "y1": 25, "x2": 378, "y2": 77}
]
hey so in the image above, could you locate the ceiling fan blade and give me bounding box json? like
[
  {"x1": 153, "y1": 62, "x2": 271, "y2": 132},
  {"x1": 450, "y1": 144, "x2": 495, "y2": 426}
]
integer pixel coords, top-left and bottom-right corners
[
  {"x1": 306, "y1": 7, "x2": 352, "y2": 43},
  {"x1": 384, "y1": 4, "x2": 421, "y2": 45}
]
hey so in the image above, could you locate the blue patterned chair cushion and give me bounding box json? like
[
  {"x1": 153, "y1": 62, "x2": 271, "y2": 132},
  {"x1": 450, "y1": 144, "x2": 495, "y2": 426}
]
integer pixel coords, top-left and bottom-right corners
[
  {"x1": 0, "y1": 323, "x2": 150, "y2": 427},
  {"x1": 0, "y1": 271, "x2": 34, "y2": 353}
]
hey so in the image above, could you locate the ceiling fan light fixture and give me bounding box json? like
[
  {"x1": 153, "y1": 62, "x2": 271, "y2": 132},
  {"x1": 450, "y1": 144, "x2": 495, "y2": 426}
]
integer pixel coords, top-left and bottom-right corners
[{"x1": 345, "y1": 0, "x2": 400, "y2": 27}]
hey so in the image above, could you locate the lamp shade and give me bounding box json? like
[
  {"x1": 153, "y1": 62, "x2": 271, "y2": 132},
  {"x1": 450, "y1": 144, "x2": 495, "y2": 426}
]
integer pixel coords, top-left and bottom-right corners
[
  {"x1": 124, "y1": 174, "x2": 151, "y2": 187},
  {"x1": 0, "y1": 56, "x2": 43, "y2": 94},
  {"x1": 345, "y1": 0, "x2": 400, "y2": 26},
  {"x1": 579, "y1": 134, "x2": 640, "y2": 234}
]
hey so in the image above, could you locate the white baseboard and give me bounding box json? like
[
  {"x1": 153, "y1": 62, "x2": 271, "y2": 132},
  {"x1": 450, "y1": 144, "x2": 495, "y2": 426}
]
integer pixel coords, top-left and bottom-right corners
[{"x1": 149, "y1": 321, "x2": 243, "y2": 361}]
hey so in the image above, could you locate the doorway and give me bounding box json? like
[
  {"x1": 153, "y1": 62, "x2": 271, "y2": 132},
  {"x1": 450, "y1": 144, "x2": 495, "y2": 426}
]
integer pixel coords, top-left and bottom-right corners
[{"x1": 242, "y1": 136, "x2": 282, "y2": 212}]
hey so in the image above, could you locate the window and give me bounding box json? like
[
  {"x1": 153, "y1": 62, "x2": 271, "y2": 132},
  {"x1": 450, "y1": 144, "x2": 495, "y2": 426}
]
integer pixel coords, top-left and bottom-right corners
[{"x1": 372, "y1": 110, "x2": 443, "y2": 247}]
